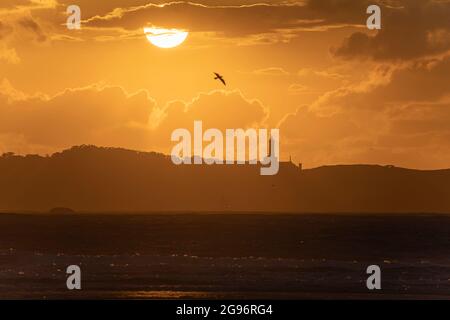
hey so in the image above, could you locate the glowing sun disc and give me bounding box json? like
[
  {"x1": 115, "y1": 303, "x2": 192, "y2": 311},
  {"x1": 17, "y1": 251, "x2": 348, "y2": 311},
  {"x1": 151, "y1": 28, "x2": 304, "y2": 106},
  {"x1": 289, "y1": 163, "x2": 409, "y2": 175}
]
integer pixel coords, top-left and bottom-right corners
[{"x1": 144, "y1": 27, "x2": 188, "y2": 48}]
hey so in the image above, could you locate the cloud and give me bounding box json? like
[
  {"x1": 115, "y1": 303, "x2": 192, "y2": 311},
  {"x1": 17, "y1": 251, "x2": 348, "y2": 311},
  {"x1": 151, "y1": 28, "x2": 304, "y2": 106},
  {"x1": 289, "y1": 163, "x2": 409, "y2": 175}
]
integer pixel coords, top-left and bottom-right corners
[
  {"x1": 282, "y1": 105, "x2": 359, "y2": 143},
  {"x1": 297, "y1": 68, "x2": 346, "y2": 81},
  {"x1": 0, "y1": 82, "x2": 156, "y2": 150},
  {"x1": 152, "y1": 90, "x2": 268, "y2": 148},
  {"x1": 252, "y1": 67, "x2": 290, "y2": 76},
  {"x1": 0, "y1": 0, "x2": 403, "y2": 46},
  {"x1": 82, "y1": 0, "x2": 375, "y2": 39},
  {"x1": 0, "y1": 82, "x2": 268, "y2": 154},
  {"x1": 280, "y1": 54, "x2": 450, "y2": 168},
  {"x1": 0, "y1": 21, "x2": 13, "y2": 39},
  {"x1": 314, "y1": 55, "x2": 450, "y2": 114},
  {"x1": 17, "y1": 16, "x2": 47, "y2": 42},
  {"x1": 0, "y1": 45, "x2": 20, "y2": 64},
  {"x1": 164, "y1": 90, "x2": 267, "y2": 128},
  {"x1": 288, "y1": 83, "x2": 311, "y2": 94},
  {"x1": 0, "y1": 13, "x2": 50, "y2": 63},
  {"x1": 332, "y1": 0, "x2": 450, "y2": 61},
  {"x1": 0, "y1": 0, "x2": 57, "y2": 15},
  {"x1": 0, "y1": 21, "x2": 19, "y2": 64}
]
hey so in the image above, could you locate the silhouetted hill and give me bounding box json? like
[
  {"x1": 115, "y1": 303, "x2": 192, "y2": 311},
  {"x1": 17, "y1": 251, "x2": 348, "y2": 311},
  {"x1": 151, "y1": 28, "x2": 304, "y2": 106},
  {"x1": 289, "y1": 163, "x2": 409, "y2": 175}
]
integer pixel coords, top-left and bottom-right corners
[{"x1": 1, "y1": 145, "x2": 450, "y2": 213}]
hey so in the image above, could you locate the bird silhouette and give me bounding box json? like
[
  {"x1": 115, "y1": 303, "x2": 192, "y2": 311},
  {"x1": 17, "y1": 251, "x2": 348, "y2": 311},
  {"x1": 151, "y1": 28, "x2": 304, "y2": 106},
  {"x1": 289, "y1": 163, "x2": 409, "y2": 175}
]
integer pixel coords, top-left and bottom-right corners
[{"x1": 214, "y1": 72, "x2": 226, "y2": 86}]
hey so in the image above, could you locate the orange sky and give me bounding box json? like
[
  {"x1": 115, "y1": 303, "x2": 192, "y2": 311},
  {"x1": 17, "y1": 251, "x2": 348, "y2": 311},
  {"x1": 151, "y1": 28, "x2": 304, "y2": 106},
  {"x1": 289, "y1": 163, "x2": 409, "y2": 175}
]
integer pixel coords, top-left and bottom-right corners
[{"x1": 1, "y1": 0, "x2": 450, "y2": 169}]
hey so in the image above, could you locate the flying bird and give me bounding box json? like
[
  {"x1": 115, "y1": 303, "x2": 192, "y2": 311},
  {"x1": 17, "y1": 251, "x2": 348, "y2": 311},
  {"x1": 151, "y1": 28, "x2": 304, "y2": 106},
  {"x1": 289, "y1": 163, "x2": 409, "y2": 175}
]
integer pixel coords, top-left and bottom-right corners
[{"x1": 214, "y1": 72, "x2": 226, "y2": 86}]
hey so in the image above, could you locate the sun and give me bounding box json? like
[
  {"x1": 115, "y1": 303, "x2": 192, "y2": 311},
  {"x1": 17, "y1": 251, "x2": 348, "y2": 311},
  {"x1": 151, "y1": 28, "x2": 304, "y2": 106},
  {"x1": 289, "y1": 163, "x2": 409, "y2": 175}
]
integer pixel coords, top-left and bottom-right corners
[{"x1": 144, "y1": 27, "x2": 188, "y2": 49}]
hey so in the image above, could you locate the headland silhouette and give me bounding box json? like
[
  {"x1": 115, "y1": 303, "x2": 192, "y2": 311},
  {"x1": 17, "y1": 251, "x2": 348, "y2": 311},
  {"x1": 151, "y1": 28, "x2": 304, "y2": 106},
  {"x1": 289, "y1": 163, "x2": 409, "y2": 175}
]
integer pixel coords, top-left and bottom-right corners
[{"x1": 0, "y1": 145, "x2": 449, "y2": 213}]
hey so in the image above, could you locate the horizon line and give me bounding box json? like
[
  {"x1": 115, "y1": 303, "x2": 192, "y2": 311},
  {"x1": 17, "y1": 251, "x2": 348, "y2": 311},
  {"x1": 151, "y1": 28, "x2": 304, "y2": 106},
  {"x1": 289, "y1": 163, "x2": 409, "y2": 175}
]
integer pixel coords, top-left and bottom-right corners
[{"x1": 1, "y1": 144, "x2": 450, "y2": 172}]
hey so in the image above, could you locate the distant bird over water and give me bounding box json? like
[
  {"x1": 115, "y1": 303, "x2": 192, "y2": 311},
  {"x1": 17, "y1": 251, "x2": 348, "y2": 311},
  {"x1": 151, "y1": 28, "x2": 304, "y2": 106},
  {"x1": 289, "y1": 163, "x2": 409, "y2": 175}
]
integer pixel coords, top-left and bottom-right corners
[{"x1": 214, "y1": 72, "x2": 226, "y2": 86}]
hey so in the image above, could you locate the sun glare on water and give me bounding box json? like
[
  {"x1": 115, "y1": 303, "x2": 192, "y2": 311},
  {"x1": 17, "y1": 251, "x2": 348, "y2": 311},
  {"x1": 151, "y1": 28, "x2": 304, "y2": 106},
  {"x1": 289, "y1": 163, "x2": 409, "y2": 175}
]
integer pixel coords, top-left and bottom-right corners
[{"x1": 144, "y1": 27, "x2": 189, "y2": 49}]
